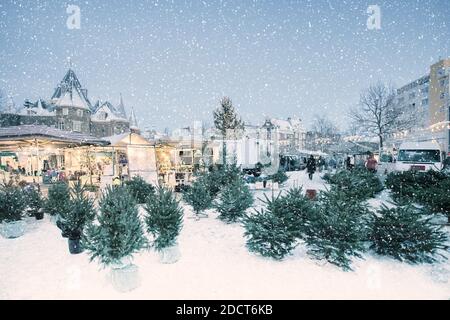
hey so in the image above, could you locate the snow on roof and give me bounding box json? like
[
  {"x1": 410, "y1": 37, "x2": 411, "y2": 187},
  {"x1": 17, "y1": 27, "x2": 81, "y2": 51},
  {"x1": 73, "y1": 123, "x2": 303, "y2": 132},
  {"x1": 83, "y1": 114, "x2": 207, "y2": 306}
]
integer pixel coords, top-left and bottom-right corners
[
  {"x1": 18, "y1": 99, "x2": 55, "y2": 116},
  {"x1": 398, "y1": 141, "x2": 441, "y2": 150},
  {"x1": 0, "y1": 125, "x2": 109, "y2": 146},
  {"x1": 129, "y1": 107, "x2": 139, "y2": 129},
  {"x1": 51, "y1": 69, "x2": 92, "y2": 110},
  {"x1": 55, "y1": 88, "x2": 90, "y2": 110},
  {"x1": 269, "y1": 117, "x2": 304, "y2": 132},
  {"x1": 102, "y1": 132, "x2": 151, "y2": 146},
  {"x1": 270, "y1": 118, "x2": 292, "y2": 131},
  {"x1": 102, "y1": 132, "x2": 131, "y2": 145},
  {"x1": 91, "y1": 101, "x2": 128, "y2": 122}
]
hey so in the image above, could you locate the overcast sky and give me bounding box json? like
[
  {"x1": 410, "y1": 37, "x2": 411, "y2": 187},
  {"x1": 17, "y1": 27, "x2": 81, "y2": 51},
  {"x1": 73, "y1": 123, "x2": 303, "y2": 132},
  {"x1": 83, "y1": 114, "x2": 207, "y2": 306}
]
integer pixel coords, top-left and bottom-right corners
[{"x1": 0, "y1": 0, "x2": 449, "y2": 131}]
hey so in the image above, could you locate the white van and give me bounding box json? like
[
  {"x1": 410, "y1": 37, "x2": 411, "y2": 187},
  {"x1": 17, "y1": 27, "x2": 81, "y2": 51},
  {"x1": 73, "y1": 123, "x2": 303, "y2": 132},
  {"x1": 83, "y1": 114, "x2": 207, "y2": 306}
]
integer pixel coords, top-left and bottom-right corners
[{"x1": 395, "y1": 141, "x2": 444, "y2": 172}]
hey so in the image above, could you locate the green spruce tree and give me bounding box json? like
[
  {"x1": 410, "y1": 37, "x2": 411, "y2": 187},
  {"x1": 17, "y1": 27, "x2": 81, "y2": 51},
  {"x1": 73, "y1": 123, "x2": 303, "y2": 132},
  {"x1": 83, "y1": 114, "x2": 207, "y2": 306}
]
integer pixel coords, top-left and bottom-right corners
[
  {"x1": 83, "y1": 186, "x2": 147, "y2": 266},
  {"x1": 44, "y1": 182, "x2": 71, "y2": 217},
  {"x1": 215, "y1": 177, "x2": 253, "y2": 223},
  {"x1": 0, "y1": 181, "x2": 26, "y2": 223},
  {"x1": 304, "y1": 188, "x2": 371, "y2": 271},
  {"x1": 370, "y1": 204, "x2": 448, "y2": 263},
  {"x1": 269, "y1": 169, "x2": 289, "y2": 184},
  {"x1": 183, "y1": 178, "x2": 213, "y2": 219},
  {"x1": 266, "y1": 187, "x2": 314, "y2": 239},
  {"x1": 213, "y1": 97, "x2": 244, "y2": 166},
  {"x1": 124, "y1": 175, "x2": 155, "y2": 204},
  {"x1": 59, "y1": 182, "x2": 95, "y2": 240},
  {"x1": 243, "y1": 194, "x2": 298, "y2": 260},
  {"x1": 144, "y1": 187, "x2": 183, "y2": 251},
  {"x1": 24, "y1": 186, "x2": 44, "y2": 220}
]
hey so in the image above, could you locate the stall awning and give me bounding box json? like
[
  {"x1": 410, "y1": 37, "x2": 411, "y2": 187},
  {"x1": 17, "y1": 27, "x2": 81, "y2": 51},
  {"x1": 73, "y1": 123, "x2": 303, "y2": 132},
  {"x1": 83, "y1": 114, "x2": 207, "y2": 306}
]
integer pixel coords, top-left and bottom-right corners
[{"x1": 0, "y1": 125, "x2": 110, "y2": 148}]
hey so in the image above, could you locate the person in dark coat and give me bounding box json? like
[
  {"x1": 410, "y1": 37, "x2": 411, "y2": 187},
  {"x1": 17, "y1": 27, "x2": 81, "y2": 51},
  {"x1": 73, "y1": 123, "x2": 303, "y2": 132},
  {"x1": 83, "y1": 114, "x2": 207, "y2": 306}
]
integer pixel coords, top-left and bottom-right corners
[{"x1": 306, "y1": 155, "x2": 316, "y2": 180}]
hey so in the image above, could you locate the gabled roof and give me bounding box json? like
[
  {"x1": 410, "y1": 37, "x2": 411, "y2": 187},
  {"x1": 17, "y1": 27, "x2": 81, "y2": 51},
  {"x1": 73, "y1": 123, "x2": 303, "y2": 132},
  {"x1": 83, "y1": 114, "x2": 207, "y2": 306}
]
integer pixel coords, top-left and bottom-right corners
[
  {"x1": 129, "y1": 107, "x2": 139, "y2": 129},
  {"x1": 19, "y1": 99, "x2": 55, "y2": 116},
  {"x1": 266, "y1": 117, "x2": 305, "y2": 132},
  {"x1": 0, "y1": 125, "x2": 109, "y2": 146},
  {"x1": 91, "y1": 101, "x2": 128, "y2": 122},
  {"x1": 51, "y1": 69, "x2": 92, "y2": 110},
  {"x1": 102, "y1": 132, "x2": 152, "y2": 146}
]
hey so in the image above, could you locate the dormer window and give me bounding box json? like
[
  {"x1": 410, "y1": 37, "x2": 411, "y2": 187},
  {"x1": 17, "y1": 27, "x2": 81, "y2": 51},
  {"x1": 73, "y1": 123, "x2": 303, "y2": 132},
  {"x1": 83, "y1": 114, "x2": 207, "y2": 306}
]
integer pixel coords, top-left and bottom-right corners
[
  {"x1": 62, "y1": 108, "x2": 69, "y2": 116},
  {"x1": 98, "y1": 111, "x2": 108, "y2": 120},
  {"x1": 77, "y1": 109, "x2": 83, "y2": 117}
]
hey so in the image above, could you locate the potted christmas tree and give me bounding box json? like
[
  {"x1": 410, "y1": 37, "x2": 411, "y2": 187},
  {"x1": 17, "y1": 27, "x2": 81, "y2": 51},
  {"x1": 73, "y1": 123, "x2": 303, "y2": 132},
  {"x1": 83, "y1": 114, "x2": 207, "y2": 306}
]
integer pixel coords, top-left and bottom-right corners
[
  {"x1": 182, "y1": 178, "x2": 213, "y2": 220},
  {"x1": 58, "y1": 182, "x2": 96, "y2": 254},
  {"x1": 83, "y1": 186, "x2": 147, "y2": 292},
  {"x1": 124, "y1": 175, "x2": 155, "y2": 204},
  {"x1": 44, "y1": 182, "x2": 71, "y2": 225},
  {"x1": 370, "y1": 205, "x2": 448, "y2": 263},
  {"x1": 24, "y1": 185, "x2": 44, "y2": 220},
  {"x1": 0, "y1": 181, "x2": 26, "y2": 239},
  {"x1": 144, "y1": 187, "x2": 183, "y2": 263},
  {"x1": 214, "y1": 178, "x2": 253, "y2": 223}
]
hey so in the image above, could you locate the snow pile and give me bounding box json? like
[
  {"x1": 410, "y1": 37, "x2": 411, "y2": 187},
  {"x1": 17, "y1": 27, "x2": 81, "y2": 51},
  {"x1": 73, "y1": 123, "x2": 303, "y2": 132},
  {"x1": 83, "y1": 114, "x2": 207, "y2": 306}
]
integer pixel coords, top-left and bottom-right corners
[{"x1": 0, "y1": 171, "x2": 448, "y2": 299}]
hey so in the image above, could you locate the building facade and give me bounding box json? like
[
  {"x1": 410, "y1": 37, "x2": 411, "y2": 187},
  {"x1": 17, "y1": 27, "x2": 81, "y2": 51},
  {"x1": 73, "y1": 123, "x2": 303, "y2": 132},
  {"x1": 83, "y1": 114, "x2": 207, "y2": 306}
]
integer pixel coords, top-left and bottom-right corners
[
  {"x1": 387, "y1": 58, "x2": 450, "y2": 154},
  {"x1": 0, "y1": 69, "x2": 134, "y2": 138}
]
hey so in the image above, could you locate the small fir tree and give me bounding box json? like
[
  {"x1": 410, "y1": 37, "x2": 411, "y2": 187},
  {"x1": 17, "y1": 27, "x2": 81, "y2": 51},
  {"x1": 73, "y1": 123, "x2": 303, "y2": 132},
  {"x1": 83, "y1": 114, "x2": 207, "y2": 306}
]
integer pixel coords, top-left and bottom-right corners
[
  {"x1": 144, "y1": 187, "x2": 183, "y2": 251},
  {"x1": 0, "y1": 181, "x2": 26, "y2": 223},
  {"x1": 266, "y1": 187, "x2": 314, "y2": 239},
  {"x1": 424, "y1": 179, "x2": 450, "y2": 223},
  {"x1": 44, "y1": 182, "x2": 71, "y2": 217},
  {"x1": 213, "y1": 97, "x2": 244, "y2": 166},
  {"x1": 304, "y1": 188, "x2": 371, "y2": 271},
  {"x1": 326, "y1": 169, "x2": 383, "y2": 201},
  {"x1": 58, "y1": 182, "x2": 95, "y2": 240},
  {"x1": 183, "y1": 178, "x2": 213, "y2": 219},
  {"x1": 243, "y1": 195, "x2": 298, "y2": 260},
  {"x1": 23, "y1": 186, "x2": 44, "y2": 220},
  {"x1": 215, "y1": 178, "x2": 253, "y2": 223},
  {"x1": 124, "y1": 175, "x2": 155, "y2": 204},
  {"x1": 198, "y1": 163, "x2": 242, "y2": 198},
  {"x1": 269, "y1": 169, "x2": 289, "y2": 184},
  {"x1": 370, "y1": 205, "x2": 448, "y2": 263},
  {"x1": 83, "y1": 186, "x2": 147, "y2": 266}
]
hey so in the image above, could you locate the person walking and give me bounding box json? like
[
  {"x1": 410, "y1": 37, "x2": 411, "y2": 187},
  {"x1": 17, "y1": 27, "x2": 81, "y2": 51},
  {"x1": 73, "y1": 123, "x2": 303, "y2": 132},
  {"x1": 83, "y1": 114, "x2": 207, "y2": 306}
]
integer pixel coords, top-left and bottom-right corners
[
  {"x1": 365, "y1": 153, "x2": 378, "y2": 173},
  {"x1": 306, "y1": 155, "x2": 316, "y2": 180}
]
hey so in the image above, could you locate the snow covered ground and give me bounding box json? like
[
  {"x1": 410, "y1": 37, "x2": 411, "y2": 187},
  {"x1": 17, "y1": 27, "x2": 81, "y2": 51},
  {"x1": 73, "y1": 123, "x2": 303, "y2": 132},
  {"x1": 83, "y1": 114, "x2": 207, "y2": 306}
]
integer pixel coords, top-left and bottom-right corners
[{"x1": 0, "y1": 171, "x2": 449, "y2": 299}]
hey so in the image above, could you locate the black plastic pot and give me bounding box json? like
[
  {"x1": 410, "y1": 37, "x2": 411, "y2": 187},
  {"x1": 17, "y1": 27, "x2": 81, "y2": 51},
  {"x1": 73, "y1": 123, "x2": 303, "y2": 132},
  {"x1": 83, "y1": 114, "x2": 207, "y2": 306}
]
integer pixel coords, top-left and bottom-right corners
[
  {"x1": 57, "y1": 220, "x2": 69, "y2": 238},
  {"x1": 35, "y1": 211, "x2": 44, "y2": 220},
  {"x1": 68, "y1": 238, "x2": 83, "y2": 254}
]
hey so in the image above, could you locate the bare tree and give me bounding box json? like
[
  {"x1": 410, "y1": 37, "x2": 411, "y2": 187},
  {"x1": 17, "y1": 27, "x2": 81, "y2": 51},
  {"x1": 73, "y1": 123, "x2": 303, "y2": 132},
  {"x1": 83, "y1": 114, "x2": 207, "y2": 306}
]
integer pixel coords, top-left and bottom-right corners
[
  {"x1": 312, "y1": 115, "x2": 338, "y2": 138},
  {"x1": 349, "y1": 83, "x2": 415, "y2": 149},
  {"x1": 311, "y1": 115, "x2": 340, "y2": 150},
  {"x1": 0, "y1": 89, "x2": 7, "y2": 112}
]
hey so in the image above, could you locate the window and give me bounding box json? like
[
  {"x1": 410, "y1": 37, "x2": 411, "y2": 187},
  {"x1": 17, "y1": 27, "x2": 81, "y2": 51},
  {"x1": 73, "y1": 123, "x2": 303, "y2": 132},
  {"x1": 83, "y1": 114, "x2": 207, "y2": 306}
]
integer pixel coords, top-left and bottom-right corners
[
  {"x1": 422, "y1": 98, "x2": 428, "y2": 106},
  {"x1": 440, "y1": 92, "x2": 446, "y2": 100},
  {"x1": 58, "y1": 121, "x2": 65, "y2": 130},
  {"x1": 76, "y1": 109, "x2": 83, "y2": 117},
  {"x1": 409, "y1": 92, "x2": 416, "y2": 99},
  {"x1": 62, "y1": 108, "x2": 69, "y2": 116},
  {"x1": 98, "y1": 111, "x2": 108, "y2": 120},
  {"x1": 421, "y1": 87, "x2": 429, "y2": 94},
  {"x1": 440, "y1": 79, "x2": 446, "y2": 87},
  {"x1": 398, "y1": 149, "x2": 440, "y2": 163},
  {"x1": 72, "y1": 121, "x2": 82, "y2": 132}
]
